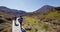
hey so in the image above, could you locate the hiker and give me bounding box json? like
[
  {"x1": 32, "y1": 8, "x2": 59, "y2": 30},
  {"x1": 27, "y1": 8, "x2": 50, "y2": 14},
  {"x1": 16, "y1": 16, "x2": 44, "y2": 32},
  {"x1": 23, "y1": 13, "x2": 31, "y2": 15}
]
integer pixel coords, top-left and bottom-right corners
[
  {"x1": 18, "y1": 16, "x2": 23, "y2": 26},
  {"x1": 14, "y1": 16, "x2": 17, "y2": 21},
  {"x1": 18, "y1": 16, "x2": 23, "y2": 29},
  {"x1": 14, "y1": 16, "x2": 17, "y2": 26}
]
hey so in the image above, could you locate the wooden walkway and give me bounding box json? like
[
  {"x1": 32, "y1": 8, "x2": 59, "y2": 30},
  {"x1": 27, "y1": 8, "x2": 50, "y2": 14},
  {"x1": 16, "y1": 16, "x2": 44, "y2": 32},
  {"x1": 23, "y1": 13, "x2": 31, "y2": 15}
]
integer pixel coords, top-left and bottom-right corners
[{"x1": 12, "y1": 17, "x2": 25, "y2": 32}]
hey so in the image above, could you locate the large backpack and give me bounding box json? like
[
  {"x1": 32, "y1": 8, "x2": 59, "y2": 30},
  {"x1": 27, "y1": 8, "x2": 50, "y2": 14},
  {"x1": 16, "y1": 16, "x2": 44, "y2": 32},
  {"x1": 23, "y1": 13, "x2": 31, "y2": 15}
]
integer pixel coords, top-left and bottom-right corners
[{"x1": 18, "y1": 17, "x2": 23, "y2": 22}]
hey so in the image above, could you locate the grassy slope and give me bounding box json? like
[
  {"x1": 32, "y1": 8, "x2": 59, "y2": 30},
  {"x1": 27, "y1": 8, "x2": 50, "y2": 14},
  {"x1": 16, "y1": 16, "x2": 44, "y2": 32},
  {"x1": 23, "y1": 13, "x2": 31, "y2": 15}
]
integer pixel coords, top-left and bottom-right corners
[
  {"x1": 0, "y1": 10, "x2": 60, "y2": 32},
  {"x1": 23, "y1": 10, "x2": 60, "y2": 32},
  {"x1": 0, "y1": 11, "x2": 13, "y2": 32}
]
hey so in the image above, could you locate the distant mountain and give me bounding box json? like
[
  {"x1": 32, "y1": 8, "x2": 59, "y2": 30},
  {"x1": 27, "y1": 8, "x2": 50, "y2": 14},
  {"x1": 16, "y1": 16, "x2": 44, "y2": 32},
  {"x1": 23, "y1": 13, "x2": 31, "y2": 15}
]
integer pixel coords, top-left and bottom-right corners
[
  {"x1": 34, "y1": 5, "x2": 55, "y2": 14},
  {"x1": 0, "y1": 6, "x2": 27, "y2": 16},
  {"x1": 55, "y1": 7, "x2": 60, "y2": 11}
]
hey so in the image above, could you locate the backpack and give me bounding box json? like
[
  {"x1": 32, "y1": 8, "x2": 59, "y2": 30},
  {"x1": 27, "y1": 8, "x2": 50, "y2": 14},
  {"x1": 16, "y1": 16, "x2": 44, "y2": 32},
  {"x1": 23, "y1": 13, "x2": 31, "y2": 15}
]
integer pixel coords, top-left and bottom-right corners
[{"x1": 18, "y1": 17, "x2": 23, "y2": 22}]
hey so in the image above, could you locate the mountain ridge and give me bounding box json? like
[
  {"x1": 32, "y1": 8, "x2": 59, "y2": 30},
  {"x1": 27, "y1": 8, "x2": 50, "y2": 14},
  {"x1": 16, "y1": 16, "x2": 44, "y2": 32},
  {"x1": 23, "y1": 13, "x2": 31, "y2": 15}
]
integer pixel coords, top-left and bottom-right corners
[
  {"x1": 0, "y1": 6, "x2": 27, "y2": 16},
  {"x1": 34, "y1": 5, "x2": 60, "y2": 14}
]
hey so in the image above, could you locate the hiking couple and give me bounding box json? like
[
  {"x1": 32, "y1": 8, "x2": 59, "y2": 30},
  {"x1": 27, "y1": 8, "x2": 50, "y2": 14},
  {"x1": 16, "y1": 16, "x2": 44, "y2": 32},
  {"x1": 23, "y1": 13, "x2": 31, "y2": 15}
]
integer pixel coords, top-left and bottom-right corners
[{"x1": 14, "y1": 16, "x2": 23, "y2": 27}]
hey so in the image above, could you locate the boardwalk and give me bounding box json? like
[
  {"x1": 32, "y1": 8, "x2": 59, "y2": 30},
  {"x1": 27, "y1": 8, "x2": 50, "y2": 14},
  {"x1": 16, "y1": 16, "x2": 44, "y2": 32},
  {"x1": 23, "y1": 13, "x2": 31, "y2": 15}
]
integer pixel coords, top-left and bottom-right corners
[{"x1": 12, "y1": 18, "x2": 22, "y2": 32}]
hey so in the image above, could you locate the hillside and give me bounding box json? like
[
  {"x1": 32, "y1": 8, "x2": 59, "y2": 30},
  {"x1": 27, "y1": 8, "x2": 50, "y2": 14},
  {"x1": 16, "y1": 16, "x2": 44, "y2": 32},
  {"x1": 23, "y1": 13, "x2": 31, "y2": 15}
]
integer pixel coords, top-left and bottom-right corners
[
  {"x1": 0, "y1": 5, "x2": 60, "y2": 32},
  {"x1": 23, "y1": 11, "x2": 60, "y2": 32},
  {"x1": 0, "y1": 10, "x2": 13, "y2": 32},
  {"x1": 0, "y1": 6, "x2": 27, "y2": 16},
  {"x1": 23, "y1": 5, "x2": 60, "y2": 32}
]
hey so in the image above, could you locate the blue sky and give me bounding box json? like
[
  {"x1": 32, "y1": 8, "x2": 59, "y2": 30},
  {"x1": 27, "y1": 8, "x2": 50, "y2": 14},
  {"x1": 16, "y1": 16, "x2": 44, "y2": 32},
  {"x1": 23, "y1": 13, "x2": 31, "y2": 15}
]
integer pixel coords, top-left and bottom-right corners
[{"x1": 0, "y1": 0, "x2": 60, "y2": 12}]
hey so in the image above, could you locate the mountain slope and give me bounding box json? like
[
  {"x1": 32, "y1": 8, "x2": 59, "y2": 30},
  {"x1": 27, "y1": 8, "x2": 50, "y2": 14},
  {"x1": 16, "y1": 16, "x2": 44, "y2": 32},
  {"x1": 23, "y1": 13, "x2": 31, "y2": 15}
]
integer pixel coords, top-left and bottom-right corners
[
  {"x1": 0, "y1": 6, "x2": 27, "y2": 16},
  {"x1": 34, "y1": 5, "x2": 54, "y2": 13},
  {"x1": 23, "y1": 5, "x2": 60, "y2": 32},
  {"x1": 0, "y1": 5, "x2": 60, "y2": 32}
]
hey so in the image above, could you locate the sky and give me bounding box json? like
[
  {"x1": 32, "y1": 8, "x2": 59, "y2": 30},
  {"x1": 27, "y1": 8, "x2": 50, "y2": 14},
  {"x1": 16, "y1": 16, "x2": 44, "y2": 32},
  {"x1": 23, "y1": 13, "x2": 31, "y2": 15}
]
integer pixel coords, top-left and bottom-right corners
[{"x1": 0, "y1": 0, "x2": 60, "y2": 12}]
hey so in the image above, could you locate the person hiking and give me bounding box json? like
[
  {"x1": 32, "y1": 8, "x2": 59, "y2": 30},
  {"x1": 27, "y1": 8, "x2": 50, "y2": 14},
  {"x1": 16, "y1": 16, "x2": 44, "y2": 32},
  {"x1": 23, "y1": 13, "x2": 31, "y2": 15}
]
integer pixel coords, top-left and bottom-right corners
[
  {"x1": 14, "y1": 16, "x2": 18, "y2": 26},
  {"x1": 18, "y1": 16, "x2": 23, "y2": 30}
]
